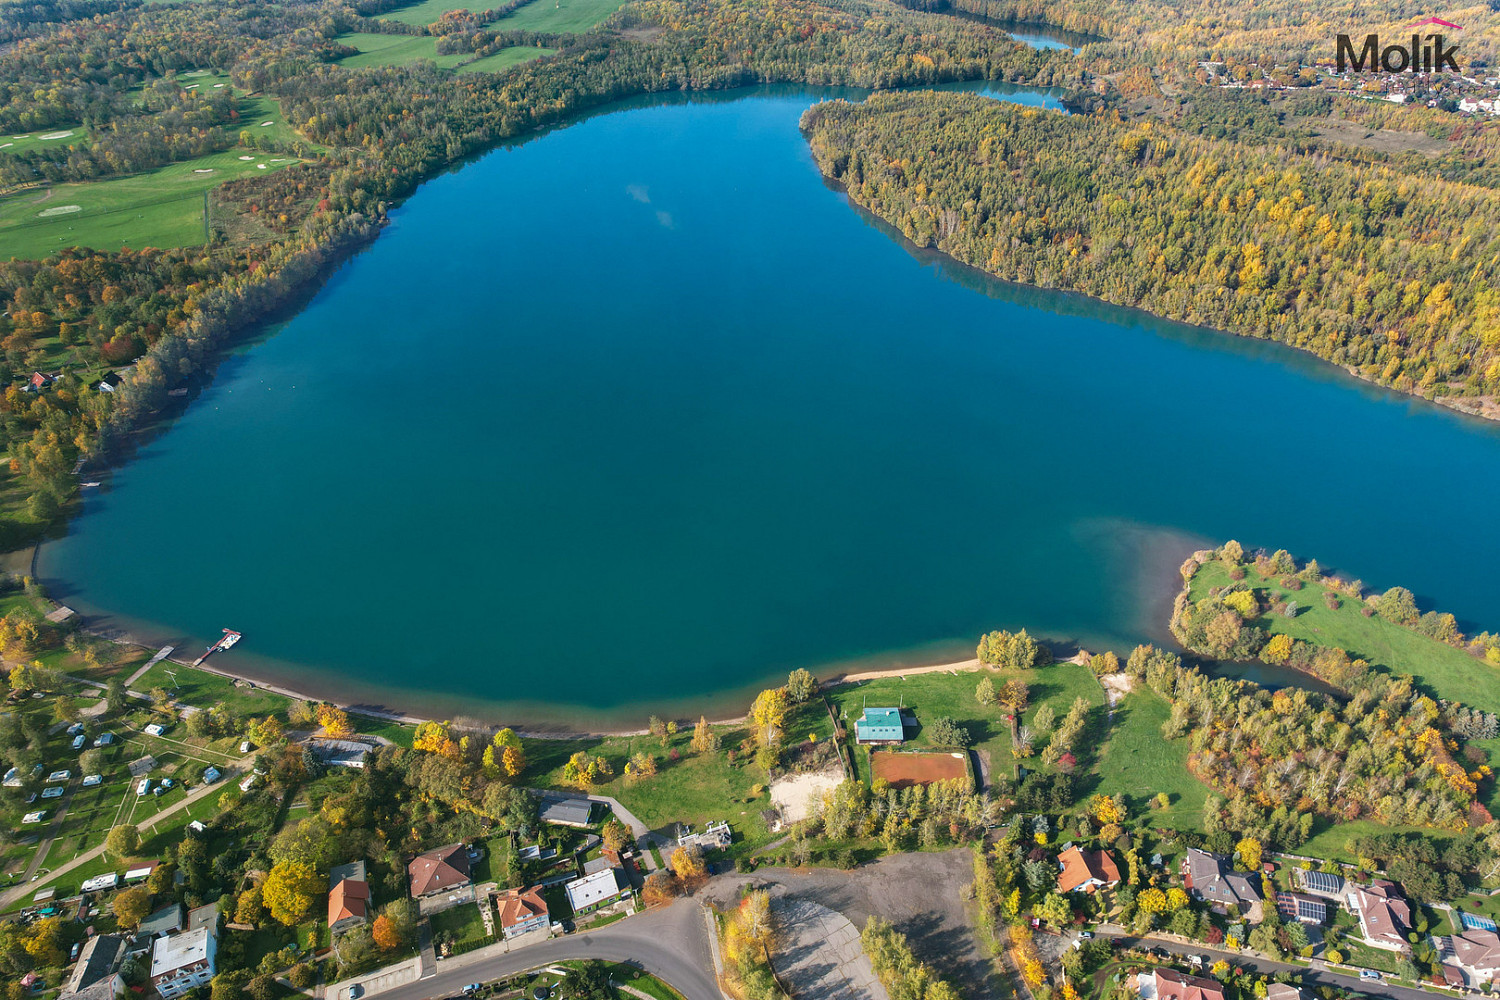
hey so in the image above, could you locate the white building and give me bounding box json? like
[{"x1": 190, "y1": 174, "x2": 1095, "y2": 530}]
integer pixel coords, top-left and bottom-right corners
[
  {"x1": 564, "y1": 868, "x2": 626, "y2": 915},
  {"x1": 149, "y1": 925, "x2": 217, "y2": 999}
]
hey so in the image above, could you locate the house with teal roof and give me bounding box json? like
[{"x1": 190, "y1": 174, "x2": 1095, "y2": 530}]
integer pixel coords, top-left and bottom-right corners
[{"x1": 854, "y1": 707, "x2": 906, "y2": 745}]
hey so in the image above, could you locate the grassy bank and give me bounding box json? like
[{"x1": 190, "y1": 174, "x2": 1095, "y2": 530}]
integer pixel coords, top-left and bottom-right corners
[{"x1": 1187, "y1": 560, "x2": 1500, "y2": 712}]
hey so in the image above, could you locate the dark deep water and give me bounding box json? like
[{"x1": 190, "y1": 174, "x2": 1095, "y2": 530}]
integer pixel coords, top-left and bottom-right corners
[{"x1": 39, "y1": 88, "x2": 1500, "y2": 725}]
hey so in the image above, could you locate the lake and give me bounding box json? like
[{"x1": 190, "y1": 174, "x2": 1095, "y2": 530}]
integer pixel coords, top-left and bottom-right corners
[{"x1": 39, "y1": 86, "x2": 1500, "y2": 726}]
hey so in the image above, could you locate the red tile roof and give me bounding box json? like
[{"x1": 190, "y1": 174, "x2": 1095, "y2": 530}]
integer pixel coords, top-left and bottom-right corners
[
  {"x1": 495, "y1": 887, "x2": 548, "y2": 932},
  {"x1": 1154, "y1": 969, "x2": 1226, "y2": 1000},
  {"x1": 408, "y1": 844, "x2": 471, "y2": 897},
  {"x1": 1057, "y1": 846, "x2": 1121, "y2": 893},
  {"x1": 328, "y1": 878, "x2": 370, "y2": 926}
]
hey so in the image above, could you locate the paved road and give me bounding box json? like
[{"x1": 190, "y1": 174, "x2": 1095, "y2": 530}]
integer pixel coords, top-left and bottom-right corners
[
  {"x1": 378, "y1": 899, "x2": 718, "y2": 1000},
  {"x1": 1095, "y1": 928, "x2": 1460, "y2": 1000}
]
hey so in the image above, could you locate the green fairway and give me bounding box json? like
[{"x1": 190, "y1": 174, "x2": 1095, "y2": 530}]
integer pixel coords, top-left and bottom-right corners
[
  {"x1": 491, "y1": 0, "x2": 626, "y2": 33},
  {"x1": 457, "y1": 46, "x2": 556, "y2": 73},
  {"x1": 1089, "y1": 688, "x2": 1209, "y2": 830},
  {"x1": 1189, "y1": 560, "x2": 1500, "y2": 712},
  {"x1": 378, "y1": 0, "x2": 492, "y2": 25},
  {"x1": 0, "y1": 127, "x2": 89, "y2": 157},
  {"x1": 0, "y1": 150, "x2": 298, "y2": 259},
  {"x1": 334, "y1": 32, "x2": 471, "y2": 69}
]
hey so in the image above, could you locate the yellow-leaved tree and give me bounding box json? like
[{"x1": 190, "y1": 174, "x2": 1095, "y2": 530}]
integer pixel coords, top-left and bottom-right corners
[{"x1": 263, "y1": 860, "x2": 321, "y2": 926}]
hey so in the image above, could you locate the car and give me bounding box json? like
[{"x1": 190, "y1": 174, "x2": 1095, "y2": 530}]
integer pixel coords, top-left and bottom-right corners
[
  {"x1": 143, "y1": 723, "x2": 166, "y2": 737},
  {"x1": 67, "y1": 724, "x2": 84, "y2": 736},
  {"x1": 348, "y1": 986, "x2": 363, "y2": 1000},
  {"x1": 161, "y1": 778, "x2": 175, "y2": 789},
  {"x1": 464, "y1": 985, "x2": 482, "y2": 994},
  {"x1": 72, "y1": 735, "x2": 86, "y2": 750},
  {"x1": 1079, "y1": 931, "x2": 1094, "y2": 939},
  {"x1": 69, "y1": 942, "x2": 80, "y2": 962},
  {"x1": 94, "y1": 733, "x2": 114, "y2": 747},
  {"x1": 1360, "y1": 971, "x2": 1381, "y2": 981},
  {"x1": 153, "y1": 785, "x2": 165, "y2": 796},
  {"x1": 240, "y1": 741, "x2": 252, "y2": 754}
]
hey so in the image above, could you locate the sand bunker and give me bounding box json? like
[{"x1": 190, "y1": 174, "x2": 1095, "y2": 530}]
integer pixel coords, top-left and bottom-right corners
[
  {"x1": 193, "y1": 168, "x2": 214, "y2": 173},
  {"x1": 257, "y1": 164, "x2": 266, "y2": 169},
  {"x1": 38, "y1": 131, "x2": 73, "y2": 140},
  {"x1": 213, "y1": 84, "x2": 225, "y2": 88},
  {"x1": 186, "y1": 84, "x2": 198, "y2": 90},
  {"x1": 238, "y1": 155, "x2": 255, "y2": 161},
  {"x1": 0, "y1": 144, "x2": 11, "y2": 150},
  {"x1": 37, "y1": 205, "x2": 82, "y2": 217},
  {"x1": 260, "y1": 121, "x2": 273, "y2": 126},
  {"x1": 770, "y1": 769, "x2": 843, "y2": 824}
]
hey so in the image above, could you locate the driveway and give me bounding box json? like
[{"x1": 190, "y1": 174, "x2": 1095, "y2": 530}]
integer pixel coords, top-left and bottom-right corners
[
  {"x1": 375, "y1": 899, "x2": 718, "y2": 1000},
  {"x1": 700, "y1": 848, "x2": 998, "y2": 998}
]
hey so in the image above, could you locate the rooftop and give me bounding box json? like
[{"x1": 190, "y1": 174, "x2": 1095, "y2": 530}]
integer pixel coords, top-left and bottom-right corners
[{"x1": 149, "y1": 926, "x2": 212, "y2": 979}]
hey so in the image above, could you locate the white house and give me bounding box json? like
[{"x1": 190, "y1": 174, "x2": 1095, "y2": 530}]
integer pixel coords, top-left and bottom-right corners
[
  {"x1": 149, "y1": 924, "x2": 217, "y2": 999},
  {"x1": 564, "y1": 868, "x2": 626, "y2": 915}
]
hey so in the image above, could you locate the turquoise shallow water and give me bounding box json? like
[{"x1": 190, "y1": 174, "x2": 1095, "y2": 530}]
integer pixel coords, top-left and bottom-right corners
[{"x1": 39, "y1": 87, "x2": 1500, "y2": 725}]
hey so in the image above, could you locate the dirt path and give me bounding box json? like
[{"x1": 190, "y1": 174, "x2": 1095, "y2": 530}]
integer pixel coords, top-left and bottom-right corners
[{"x1": 826, "y1": 657, "x2": 981, "y2": 686}]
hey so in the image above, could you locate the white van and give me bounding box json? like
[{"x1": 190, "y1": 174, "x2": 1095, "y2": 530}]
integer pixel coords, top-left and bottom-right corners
[{"x1": 136, "y1": 778, "x2": 150, "y2": 797}]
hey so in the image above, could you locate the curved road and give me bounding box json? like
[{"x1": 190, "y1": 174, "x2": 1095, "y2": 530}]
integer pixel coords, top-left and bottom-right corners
[{"x1": 379, "y1": 900, "x2": 719, "y2": 1000}]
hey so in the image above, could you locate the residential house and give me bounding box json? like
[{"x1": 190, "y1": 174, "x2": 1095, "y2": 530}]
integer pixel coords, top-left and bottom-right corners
[
  {"x1": 1345, "y1": 880, "x2": 1411, "y2": 952},
  {"x1": 1264, "y1": 985, "x2": 1302, "y2": 1000},
  {"x1": 494, "y1": 887, "x2": 549, "y2": 940},
  {"x1": 408, "y1": 844, "x2": 471, "y2": 898},
  {"x1": 854, "y1": 707, "x2": 905, "y2": 745},
  {"x1": 149, "y1": 924, "x2": 217, "y2": 1000},
  {"x1": 539, "y1": 798, "x2": 593, "y2": 828},
  {"x1": 61, "y1": 934, "x2": 125, "y2": 1000},
  {"x1": 1057, "y1": 846, "x2": 1121, "y2": 894},
  {"x1": 565, "y1": 867, "x2": 626, "y2": 915},
  {"x1": 1183, "y1": 849, "x2": 1263, "y2": 921},
  {"x1": 1140, "y1": 969, "x2": 1226, "y2": 1000},
  {"x1": 677, "y1": 820, "x2": 731, "y2": 852},
  {"x1": 26, "y1": 372, "x2": 53, "y2": 392},
  {"x1": 137, "y1": 903, "x2": 185, "y2": 939},
  {"x1": 1438, "y1": 928, "x2": 1500, "y2": 987},
  {"x1": 97, "y1": 373, "x2": 121, "y2": 393},
  {"x1": 1275, "y1": 891, "x2": 1329, "y2": 925},
  {"x1": 328, "y1": 861, "x2": 371, "y2": 935},
  {"x1": 186, "y1": 904, "x2": 218, "y2": 934},
  {"x1": 313, "y1": 740, "x2": 373, "y2": 770}
]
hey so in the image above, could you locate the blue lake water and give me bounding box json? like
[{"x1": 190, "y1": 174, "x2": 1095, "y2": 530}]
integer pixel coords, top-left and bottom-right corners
[{"x1": 39, "y1": 87, "x2": 1500, "y2": 725}]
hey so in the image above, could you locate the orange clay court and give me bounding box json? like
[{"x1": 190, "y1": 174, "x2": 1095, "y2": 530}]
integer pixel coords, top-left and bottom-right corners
[{"x1": 870, "y1": 750, "x2": 969, "y2": 788}]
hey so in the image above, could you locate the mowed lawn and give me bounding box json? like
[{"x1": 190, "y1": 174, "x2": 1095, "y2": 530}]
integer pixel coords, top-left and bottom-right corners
[
  {"x1": 491, "y1": 0, "x2": 627, "y2": 33},
  {"x1": 0, "y1": 150, "x2": 298, "y2": 259},
  {"x1": 1089, "y1": 688, "x2": 1209, "y2": 830},
  {"x1": 0, "y1": 126, "x2": 89, "y2": 157},
  {"x1": 378, "y1": 0, "x2": 493, "y2": 25},
  {"x1": 825, "y1": 660, "x2": 1104, "y2": 780},
  {"x1": 1190, "y1": 560, "x2": 1500, "y2": 712},
  {"x1": 334, "y1": 33, "x2": 471, "y2": 69},
  {"x1": 458, "y1": 46, "x2": 556, "y2": 73},
  {"x1": 132, "y1": 660, "x2": 292, "y2": 719}
]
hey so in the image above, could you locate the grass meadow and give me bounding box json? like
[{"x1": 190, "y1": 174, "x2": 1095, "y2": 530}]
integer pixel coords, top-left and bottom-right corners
[
  {"x1": 458, "y1": 46, "x2": 556, "y2": 73},
  {"x1": 334, "y1": 33, "x2": 471, "y2": 69},
  {"x1": 490, "y1": 0, "x2": 627, "y2": 32},
  {"x1": 1189, "y1": 560, "x2": 1500, "y2": 712}
]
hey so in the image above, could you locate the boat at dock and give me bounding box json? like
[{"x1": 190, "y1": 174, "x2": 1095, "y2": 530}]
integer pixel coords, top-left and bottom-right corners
[{"x1": 192, "y1": 628, "x2": 242, "y2": 666}]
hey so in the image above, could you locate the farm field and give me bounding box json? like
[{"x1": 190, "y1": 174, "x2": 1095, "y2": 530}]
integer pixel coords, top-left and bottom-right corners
[
  {"x1": 458, "y1": 46, "x2": 556, "y2": 73},
  {"x1": 491, "y1": 0, "x2": 626, "y2": 32},
  {"x1": 1189, "y1": 559, "x2": 1500, "y2": 712},
  {"x1": 334, "y1": 33, "x2": 470, "y2": 69},
  {"x1": 0, "y1": 150, "x2": 299, "y2": 259}
]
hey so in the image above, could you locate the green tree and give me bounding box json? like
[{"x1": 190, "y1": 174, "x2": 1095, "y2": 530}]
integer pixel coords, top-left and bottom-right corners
[
  {"x1": 1036, "y1": 892, "x2": 1073, "y2": 928},
  {"x1": 787, "y1": 668, "x2": 817, "y2": 703},
  {"x1": 975, "y1": 676, "x2": 996, "y2": 706}
]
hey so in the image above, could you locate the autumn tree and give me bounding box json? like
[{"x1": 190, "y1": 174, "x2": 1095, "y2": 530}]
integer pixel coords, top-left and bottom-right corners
[
  {"x1": 235, "y1": 885, "x2": 265, "y2": 926},
  {"x1": 262, "y1": 859, "x2": 320, "y2": 926},
  {"x1": 750, "y1": 687, "x2": 789, "y2": 748},
  {"x1": 625, "y1": 752, "x2": 657, "y2": 778},
  {"x1": 997, "y1": 678, "x2": 1030, "y2": 714},
  {"x1": 372, "y1": 914, "x2": 400, "y2": 950},
  {"x1": 787, "y1": 668, "x2": 817, "y2": 703},
  {"x1": 670, "y1": 845, "x2": 706, "y2": 881},
  {"x1": 112, "y1": 886, "x2": 151, "y2": 928},
  {"x1": 601, "y1": 818, "x2": 631, "y2": 852},
  {"x1": 977, "y1": 628, "x2": 1047, "y2": 669},
  {"x1": 491, "y1": 728, "x2": 525, "y2": 779},
  {"x1": 413, "y1": 720, "x2": 459, "y2": 758},
  {"x1": 316, "y1": 704, "x2": 352, "y2": 739},
  {"x1": 1235, "y1": 836, "x2": 1263, "y2": 871},
  {"x1": 690, "y1": 716, "x2": 720, "y2": 754},
  {"x1": 246, "y1": 715, "x2": 284, "y2": 747},
  {"x1": 562, "y1": 751, "x2": 611, "y2": 789},
  {"x1": 975, "y1": 676, "x2": 996, "y2": 706},
  {"x1": 105, "y1": 824, "x2": 140, "y2": 859}
]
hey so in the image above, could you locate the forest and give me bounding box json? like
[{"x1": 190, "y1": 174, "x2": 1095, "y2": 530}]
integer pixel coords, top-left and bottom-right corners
[{"x1": 801, "y1": 90, "x2": 1500, "y2": 420}]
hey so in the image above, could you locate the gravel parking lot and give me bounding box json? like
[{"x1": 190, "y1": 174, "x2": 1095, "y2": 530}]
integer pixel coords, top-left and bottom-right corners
[{"x1": 700, "y1": 847, "x2": 999, "y2": 998}]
